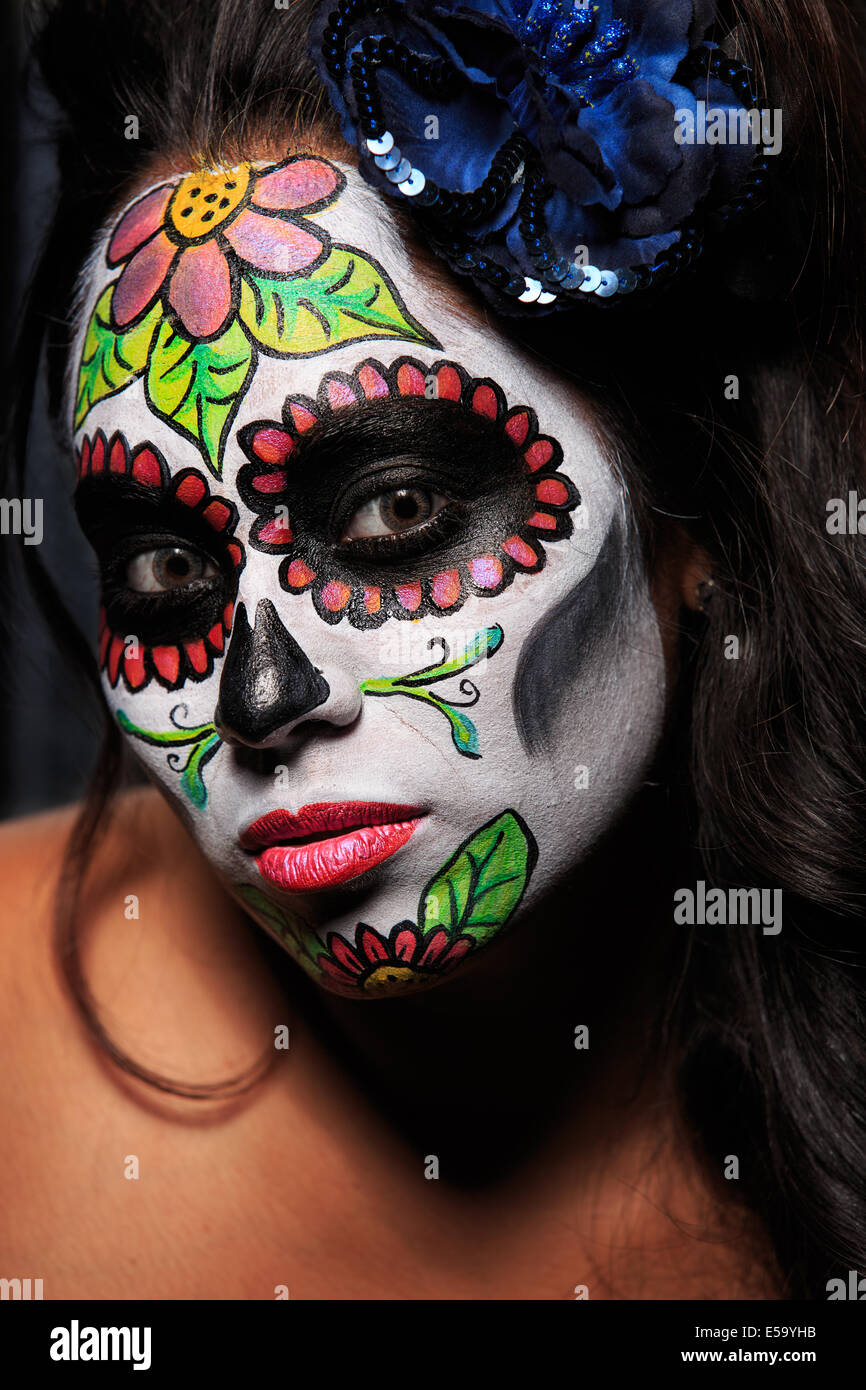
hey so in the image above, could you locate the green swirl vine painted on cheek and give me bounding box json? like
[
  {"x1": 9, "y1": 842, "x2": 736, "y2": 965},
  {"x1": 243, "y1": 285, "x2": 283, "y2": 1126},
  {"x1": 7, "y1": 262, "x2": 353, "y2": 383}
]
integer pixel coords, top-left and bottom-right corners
[
  {"x1": 360, "y1": 625, "x2": 504, "y2": 758},
  {"x1": 74, "y1": 155, "x2": 439, "y2": 475},
  {"x1": 237, "y1": 809, "x2": 538, "y2": 997}
]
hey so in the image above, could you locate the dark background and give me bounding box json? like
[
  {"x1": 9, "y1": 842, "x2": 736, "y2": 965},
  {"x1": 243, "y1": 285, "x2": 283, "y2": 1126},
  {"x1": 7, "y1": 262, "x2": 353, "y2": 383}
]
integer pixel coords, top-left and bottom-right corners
[{"x1": 1, "y1": 0, "x2": 101, "y2": 820}]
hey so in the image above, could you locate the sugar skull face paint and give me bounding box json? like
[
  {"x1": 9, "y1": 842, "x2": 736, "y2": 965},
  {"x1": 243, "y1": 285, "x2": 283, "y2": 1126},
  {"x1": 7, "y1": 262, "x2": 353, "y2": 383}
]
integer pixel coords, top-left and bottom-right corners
[
  {"x1": 74, "y1": 155, "x2": 439, "y2": 477},
  {"x1": 71, "y1": 153, "x2": 670, "y2": 1000}
]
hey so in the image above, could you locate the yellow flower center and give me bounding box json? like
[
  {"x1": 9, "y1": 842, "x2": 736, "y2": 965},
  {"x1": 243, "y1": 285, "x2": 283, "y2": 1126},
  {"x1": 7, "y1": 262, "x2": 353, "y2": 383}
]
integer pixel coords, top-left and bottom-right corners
[
  {"x1": 363, "y1": 964, "x2": 423, "y2": 994},
  {"x1": 168, "y1": 165, "x2": 251, "y2": 240}
]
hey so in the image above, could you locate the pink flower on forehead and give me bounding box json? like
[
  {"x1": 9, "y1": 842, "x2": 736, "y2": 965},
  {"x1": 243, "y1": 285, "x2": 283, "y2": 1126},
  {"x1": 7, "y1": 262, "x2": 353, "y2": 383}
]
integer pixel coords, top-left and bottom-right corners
[{"x1": 107, "y1": 156, "x2": 344, "y2": 340}]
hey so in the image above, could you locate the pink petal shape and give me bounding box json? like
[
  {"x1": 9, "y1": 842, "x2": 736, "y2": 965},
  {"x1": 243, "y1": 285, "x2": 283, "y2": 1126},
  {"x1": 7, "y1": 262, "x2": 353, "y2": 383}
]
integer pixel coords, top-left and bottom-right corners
[
  {"x1": 431, "y1": 570, "x2": 461, "y2": 609},
  {"x1": 326, "y1": 379, "x2": 359, "y2": 410},
  {"x1": 253, "y1": 158, "x2": 340, "y2": 211},
  {"x1": 471, "y1": 383, "x2": 499, "y2": 419},
  {"x1": 223, "y1": 208, "x2": 323, "y2": 273},
  {"x1": 107, "y1": 183, "x2": 173, "y2": 266},
  {"x1": 358, "y1": 364, "x2": 390, "y2": 399},
  {"x1": 435, "y1": 365, "x2": 463, "y2": 401},
  {"x1": 524, "y1": 438, "x2": 555, "y2": 471},
  {"x1": 112, "y1": 231, "x2": 177, "y2": 328},
  {"x1": 251, "y1": 428, "x2": 295, "y2": 465},
  {"x1": 468, "y1": 555, "x2": 503, "y2": 590},
  {"x1": 168, "y1": 241, "x2": 232, "y2": 339},
  {"x1": 505, "y1": 409, "x2": 530, "y2": 445},
  {"x1": 396, "y1": 363, "x2": 426, "y2": 396}
]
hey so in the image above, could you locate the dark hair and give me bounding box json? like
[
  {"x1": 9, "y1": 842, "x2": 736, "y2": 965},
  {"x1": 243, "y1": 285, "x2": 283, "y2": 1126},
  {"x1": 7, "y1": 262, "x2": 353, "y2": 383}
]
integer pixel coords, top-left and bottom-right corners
[{"x1": 9, "y1": 0, "x2": 866, "y2": 1298}]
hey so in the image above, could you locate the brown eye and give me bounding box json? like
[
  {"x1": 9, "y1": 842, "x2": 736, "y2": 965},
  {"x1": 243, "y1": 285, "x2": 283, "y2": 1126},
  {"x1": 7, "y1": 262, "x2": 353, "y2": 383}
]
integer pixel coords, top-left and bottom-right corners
[
  {"x1": 341, "y1": 486, "x2": 449, "y2": 540},
  {"x1": 125, "y1": 546, "x2": 218, "y2": 594}
]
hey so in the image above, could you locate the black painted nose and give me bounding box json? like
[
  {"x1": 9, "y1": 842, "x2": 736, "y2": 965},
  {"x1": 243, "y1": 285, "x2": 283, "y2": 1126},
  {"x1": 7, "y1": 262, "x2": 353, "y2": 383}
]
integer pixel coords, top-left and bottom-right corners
[{"x1": 214, "y1": 599, "x2": 330, "y2": 747}]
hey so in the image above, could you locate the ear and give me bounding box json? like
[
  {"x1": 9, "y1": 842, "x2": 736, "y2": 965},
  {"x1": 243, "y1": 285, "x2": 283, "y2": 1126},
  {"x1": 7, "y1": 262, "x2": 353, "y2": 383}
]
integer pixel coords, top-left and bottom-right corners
[{"x1": 650, "y1": 522, "x2": 714, "y2": 617}]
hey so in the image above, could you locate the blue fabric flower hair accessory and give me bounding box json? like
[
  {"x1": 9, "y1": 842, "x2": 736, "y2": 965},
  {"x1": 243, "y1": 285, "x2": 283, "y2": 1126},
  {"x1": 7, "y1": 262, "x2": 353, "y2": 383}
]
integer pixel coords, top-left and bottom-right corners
[{"x1": 310, "y1": 0, "x2": 769, "y2": 313}]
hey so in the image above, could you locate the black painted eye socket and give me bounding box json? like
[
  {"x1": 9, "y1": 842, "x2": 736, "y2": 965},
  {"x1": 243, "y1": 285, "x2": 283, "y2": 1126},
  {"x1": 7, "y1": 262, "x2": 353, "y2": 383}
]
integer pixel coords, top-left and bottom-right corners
[
  {"x1": 239, "y1": 397, "x2": 534, "y2": 584},
  {"x1": 75, "y1": 472, "x2": 242, "y2": 645}
]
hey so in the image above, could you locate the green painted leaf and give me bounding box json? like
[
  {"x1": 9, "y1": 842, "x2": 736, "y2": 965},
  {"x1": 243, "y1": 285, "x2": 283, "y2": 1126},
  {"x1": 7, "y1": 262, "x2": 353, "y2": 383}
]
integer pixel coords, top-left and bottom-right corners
[
  {"x1": 419, "y1": 810, "x2": 536, "y2": 945},
  {"x1": 238, "y1": 244, "x2": 438, "y2": 357},
  {"x1": 145, "y1": 318, "x2": 255, "y2": 476},
  {"x1": 236, "y1": 885, "x2": 327, "y2": 968},
  {"x1": 74, "y1": 286, "x2": 162, "y2": 429}
]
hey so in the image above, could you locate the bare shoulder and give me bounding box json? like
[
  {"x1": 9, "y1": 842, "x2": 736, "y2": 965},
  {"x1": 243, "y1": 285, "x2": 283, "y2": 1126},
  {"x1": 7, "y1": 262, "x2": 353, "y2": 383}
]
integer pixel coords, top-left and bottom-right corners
[{"x1": 0, "y1": 787, "x2": 164, "y2": 992}]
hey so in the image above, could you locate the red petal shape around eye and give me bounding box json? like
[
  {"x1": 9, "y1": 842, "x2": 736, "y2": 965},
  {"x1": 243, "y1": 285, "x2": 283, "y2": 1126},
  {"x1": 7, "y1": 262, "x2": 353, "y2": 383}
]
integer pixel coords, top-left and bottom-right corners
[
  {"x1": 431, "y1": 570, "x2": 461, "y2": 609},
  {"x1": 471, "y1": 384, "x2": 498, "y2": 419},
  {"x1": 419, "y1": 930, "x2": 449, "y2": 967},
  {"x1": 253, "y1": 158, "x2": 340, "y2": 211},
  {"x1": 107, "y1": 634, "x2": 124, "y2": 685},
  {"x1": 202, "y1": 499, "x2": 232, "y2": 531},
  {"x1": 535, "y1": 477, "x2": 570, "y2": 505},
  {"x1": 394, "y1": 928, "x2": 418, "y2": 961},
  {"x1": 258, "y1": 517, "x2": 293, "y2": 545},
  {"x1": 524, "y1": 438, "x2": 555, "y2": 471},
  {"x1": 363, "y1": 586, "x2": 381, "y2": 614},
  {"x1": 223, "y1": 601, "x2": 234, "y2": 629},
  {"x1": 468, "y1": 555, "x2": 503, "y2": 589},
  {"x1": 396, "y1": 363, "x2": 426, "y2": 395},
  {"x1": 505, "y1": 410, "x2": 530, "y2": 445},
  {"x1": 327, "y1": 379, "x2": 359, "y2": 410},
  {"x1": 223, "y1": 208, "x2": 323, "y2": 273},
  {"x1": 124, "y1": 647, "x2": 147, "y2": 690},
  {"x1": 90, "y1": 434, "x2": 105, "y2": 472},
  {"x1": 288, "y1": 402, "x2": 318, "y2": 432},
  {"x1": 435, "y1": 365, "x2": 462, "y2": 401},
  {"x1": 109, "y1": 436, "x2": 127, "y2": 473},
  {"x1": 252, "y1": 428, "x2": 294, "y2": 465},
  {"x1": 358, "y1": 364, "x2": 390, "y2": 398},
  {"x1": 227, "y1": 543, "x2": 243, "y2": 568},
  {"x1": 321, "y1": 580, "x2": 351, "y2": 612},
  {"x1": 443, "y1": 938, "x2": 472, "y2": 966},
  {"x1": 131, "y1": 447, "x2": 163, "y2": 486},
  {"x1": 185, "y1": 639, "x2": 208, "y2": 674},
  {"x1": 286, "y1": 559, "x2": 315, "y2": 588},
  {"x1": 252, "y1": 472, "x2": 286, "y2": 493},
  {"x1": 395, "y1": 581, "x2": 422, "y2": 611},
  {"x1": 502, "y1": 536, "x2": 538, "y2": 567},
  {"x1": 78, "y1": 438, "x2": 90, "y2": 477},
  {"x1": 527, "y1": 510, "x2": 557, "y2": 530},
  {"x1": 112, "y1": 230, "x2": 177, "y2": 328},
  {"x1": 330, "y1": 936, "x2": 363, "y2": 973},
  {"x1": 169, "y1": 240, "x2": 232, "y2": 339},
  {"x1": 206, "y1": 623, "x2": 224, "y2": 653},
  {"x1": 174, "y1": 474, "x2": 207, "y2": 507},
  {"x1": 107, "y1": 183, "x2": 173, "y2": 266},
  {"x1": 360, "y1": 928, "x2": 390, "y2": 963},
  {"x1": 152, "y1": 645, "x2": 180, "y2": 685}
]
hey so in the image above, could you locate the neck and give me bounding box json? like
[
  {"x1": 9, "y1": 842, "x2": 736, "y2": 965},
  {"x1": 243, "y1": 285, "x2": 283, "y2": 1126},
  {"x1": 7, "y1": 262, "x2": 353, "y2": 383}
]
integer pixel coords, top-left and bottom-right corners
[{"x1": 288, "y1": 788, "x2": 684, "y2": 1183}]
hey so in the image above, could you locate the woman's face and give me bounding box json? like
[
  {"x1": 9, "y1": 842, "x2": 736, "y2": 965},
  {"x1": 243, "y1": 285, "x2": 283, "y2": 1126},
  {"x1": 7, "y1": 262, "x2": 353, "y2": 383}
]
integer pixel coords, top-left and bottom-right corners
[{"x1": 70, "y1": 151, "x2": 670, "y2": 998}]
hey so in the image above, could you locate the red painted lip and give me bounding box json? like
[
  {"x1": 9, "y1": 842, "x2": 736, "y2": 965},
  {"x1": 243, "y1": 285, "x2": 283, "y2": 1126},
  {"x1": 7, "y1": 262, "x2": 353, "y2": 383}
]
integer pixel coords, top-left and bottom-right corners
[{"x1": 240, "y1": 802, "x2": 424, "y2": 893}]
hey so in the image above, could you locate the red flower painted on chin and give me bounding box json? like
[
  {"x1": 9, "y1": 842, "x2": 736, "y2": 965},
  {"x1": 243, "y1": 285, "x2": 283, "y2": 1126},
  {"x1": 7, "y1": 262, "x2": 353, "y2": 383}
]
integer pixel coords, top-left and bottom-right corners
[
  {"x1": 237, "y1": 355, "x2": 580, "y2": 628},
  {"x1": 76, "y1": 429, "x2": 244, "y2": 692},
  {"x1": 107, "y1": 156, "x2": 343, "y2": 338},
  {"x1": 318, "y1": 920, "x2": 475, "y2": 996}
]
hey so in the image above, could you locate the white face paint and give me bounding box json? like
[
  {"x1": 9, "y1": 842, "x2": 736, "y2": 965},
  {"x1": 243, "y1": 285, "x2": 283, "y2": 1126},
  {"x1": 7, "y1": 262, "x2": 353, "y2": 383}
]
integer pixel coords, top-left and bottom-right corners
[{"x1": 69, "y1": 153, "x2": 667, "y2": 998}]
